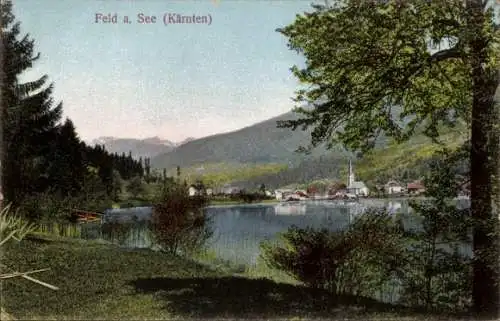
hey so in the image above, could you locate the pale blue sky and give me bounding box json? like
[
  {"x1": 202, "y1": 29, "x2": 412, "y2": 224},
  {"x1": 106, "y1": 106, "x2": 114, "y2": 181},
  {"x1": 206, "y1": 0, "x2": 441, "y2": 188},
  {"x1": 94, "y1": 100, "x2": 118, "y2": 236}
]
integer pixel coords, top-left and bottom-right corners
[{"x1": 13, "y1": 0, "x2": 314, "y2": 143}]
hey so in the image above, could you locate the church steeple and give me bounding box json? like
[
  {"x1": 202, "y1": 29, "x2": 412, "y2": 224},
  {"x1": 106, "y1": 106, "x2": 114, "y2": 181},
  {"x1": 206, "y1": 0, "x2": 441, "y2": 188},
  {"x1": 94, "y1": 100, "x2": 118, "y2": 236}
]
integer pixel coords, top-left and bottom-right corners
[{"x1": 348, "y1": 159, "x2": 355, "y2": 187}]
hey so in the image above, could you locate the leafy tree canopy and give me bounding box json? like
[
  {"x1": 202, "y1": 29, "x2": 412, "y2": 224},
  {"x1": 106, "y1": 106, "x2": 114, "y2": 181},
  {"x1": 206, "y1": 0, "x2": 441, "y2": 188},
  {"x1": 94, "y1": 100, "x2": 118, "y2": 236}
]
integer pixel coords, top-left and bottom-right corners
[{"x1": 277, "y1": 0, "x2": 499, "y2": 152}]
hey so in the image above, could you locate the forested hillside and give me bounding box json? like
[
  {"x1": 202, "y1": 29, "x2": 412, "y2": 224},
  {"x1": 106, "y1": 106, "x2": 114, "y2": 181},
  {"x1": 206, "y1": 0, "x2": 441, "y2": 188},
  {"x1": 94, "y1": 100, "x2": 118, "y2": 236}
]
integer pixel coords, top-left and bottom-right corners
[
  {"x1": 1, "y1": 3, "x2": 143, "y2": 215},
  {"x1": 150, "y1": 112, "x2": 341, "y2": 170}
]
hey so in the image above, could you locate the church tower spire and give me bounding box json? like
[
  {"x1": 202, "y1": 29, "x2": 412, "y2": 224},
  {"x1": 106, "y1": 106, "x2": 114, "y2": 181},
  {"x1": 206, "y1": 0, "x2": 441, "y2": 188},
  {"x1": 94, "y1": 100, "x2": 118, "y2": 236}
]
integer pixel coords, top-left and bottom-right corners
[{"x1": 348, "y1": 159, "x2": 355, "y2": 186}]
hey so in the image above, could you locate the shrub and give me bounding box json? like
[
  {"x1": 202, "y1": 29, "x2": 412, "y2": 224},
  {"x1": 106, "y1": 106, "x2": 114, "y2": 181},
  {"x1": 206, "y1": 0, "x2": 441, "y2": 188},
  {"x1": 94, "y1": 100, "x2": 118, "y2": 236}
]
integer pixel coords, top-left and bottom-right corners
[
  {"x1": 151, "y1": 183, "x2": 213, "y2": 255},
  {"x1": 261, "y1": 208, "x2": 406, "y2": 297}
]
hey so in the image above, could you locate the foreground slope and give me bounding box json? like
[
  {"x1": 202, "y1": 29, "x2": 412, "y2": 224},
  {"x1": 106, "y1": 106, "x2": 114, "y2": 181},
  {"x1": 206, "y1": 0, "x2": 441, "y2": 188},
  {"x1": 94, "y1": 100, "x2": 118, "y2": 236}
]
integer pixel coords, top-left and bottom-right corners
[{"x1": 3, "y1": 234, "x2": 459, "y2": 320}]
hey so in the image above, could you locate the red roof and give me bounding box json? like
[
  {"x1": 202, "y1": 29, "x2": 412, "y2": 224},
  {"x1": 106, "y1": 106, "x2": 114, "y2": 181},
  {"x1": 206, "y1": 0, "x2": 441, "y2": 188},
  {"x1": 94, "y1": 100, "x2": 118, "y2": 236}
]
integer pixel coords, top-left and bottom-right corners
[{"x1": 407, "y1": 182, "x2": 425, "y2": 189}]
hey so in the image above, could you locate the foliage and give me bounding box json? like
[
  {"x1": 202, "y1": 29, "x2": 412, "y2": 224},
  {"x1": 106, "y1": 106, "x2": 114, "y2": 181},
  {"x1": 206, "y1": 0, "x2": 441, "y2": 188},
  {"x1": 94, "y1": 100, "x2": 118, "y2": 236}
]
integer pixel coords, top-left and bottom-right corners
[
  {"x1": 0, "y1": 204, "x2": 58, "y2": 294},
  {"x1": 0, "y1": 204, "x2": 37, "y2": 246},
  {"x1": 235, "y1": 191, "x2": 271, "y2": 203},
  {"x1": 1, "y1": 0, "x2": 63, "y2": 205},
  {"x1": 276, "y1": 0, "x2": 499, "y2": 313},
  {"x1": 18, "y1": 192, "x2": 113, "y2": 222},
  {"x1": 126, "y1": 176, "x2": 146, "y2": 199},
  {"x1": 261, "y1": 209, "x2": 405, "y2": 297},
  {"x1": 0, "y1": 1, "x2": 145, "y2": 208},
  {"x1": 151, "y1": 182, "x2": 212, "y2": 255},
  {"x1": 399, "y1": 146, "x2": 481, "y2": 312},
  {"x1": 111, "y1": 169, "x2": 123, "y2": 201},
  {"x1": 276, "y1": 0, "x2": 489, "y2": 151}
]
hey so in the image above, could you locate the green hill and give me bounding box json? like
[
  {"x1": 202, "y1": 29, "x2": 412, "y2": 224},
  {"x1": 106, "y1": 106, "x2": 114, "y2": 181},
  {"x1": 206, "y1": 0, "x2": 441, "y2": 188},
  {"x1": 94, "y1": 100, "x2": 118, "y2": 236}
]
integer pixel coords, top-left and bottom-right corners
[
  {"x1": 231, "y1": 153, "x2": 348, "y2": 190},
  {"x1": 354, "y1": 124, "x2": 468, "y2": 185},
  {"x1": 150, "y1": 112, "x2": 339, "y2": 170},
  {"x1": 151, "y1": 110, "x2": 467, "y2": 190}
]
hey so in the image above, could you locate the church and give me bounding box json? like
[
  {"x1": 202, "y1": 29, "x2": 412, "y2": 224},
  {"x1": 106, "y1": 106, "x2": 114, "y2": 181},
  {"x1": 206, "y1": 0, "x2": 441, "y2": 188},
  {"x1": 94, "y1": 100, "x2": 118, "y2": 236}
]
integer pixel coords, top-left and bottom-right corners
[{"x1": 346, "y1": 159, "x2": 369, "y2": 197}]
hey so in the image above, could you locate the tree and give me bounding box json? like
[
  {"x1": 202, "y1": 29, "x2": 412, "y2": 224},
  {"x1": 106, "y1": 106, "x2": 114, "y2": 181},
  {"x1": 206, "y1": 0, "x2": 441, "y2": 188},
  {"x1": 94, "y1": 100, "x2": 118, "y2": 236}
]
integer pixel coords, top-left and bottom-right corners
[
  {"x1": 127, "y1": 176, "x2": 145, "y2": 199},
  {"x1": 42, "y1": 118, "x2": 85, "y2": 196},
  {"x1": 111, "y1": 169, "x2": 123, "y2": 201},
  {"x1": 144, "y1": 157, "x2": 151, "y2": 181},
  {"x1": 402, "y1": 148, "x2": 473, "y2": 310},
  {"x1": 151, "y1": 182, "x2": 211, "y2": 255},
  {"x1": 277, "y1": 0, "x2": 499, "y2": 314},
  {"x1": 1, "y1": 0, "x2": 64, "y2": 205}
]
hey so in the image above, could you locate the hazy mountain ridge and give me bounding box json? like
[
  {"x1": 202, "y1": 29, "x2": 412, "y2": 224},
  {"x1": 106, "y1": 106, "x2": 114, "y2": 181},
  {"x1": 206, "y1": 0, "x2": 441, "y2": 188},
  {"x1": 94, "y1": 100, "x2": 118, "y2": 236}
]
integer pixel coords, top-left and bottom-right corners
[
  {"x1": 150, "y1": 111, "x2": 345, "y2": 170},
  {"x1": 91, "y1": 136, "x2": 195, "y2": 159}
]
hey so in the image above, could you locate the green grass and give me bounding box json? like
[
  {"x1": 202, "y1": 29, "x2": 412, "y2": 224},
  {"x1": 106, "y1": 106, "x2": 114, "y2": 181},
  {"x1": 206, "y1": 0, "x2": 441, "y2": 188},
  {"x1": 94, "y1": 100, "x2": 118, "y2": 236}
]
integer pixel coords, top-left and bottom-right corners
[{"x1": 2, "y1": 234, "x2": 472, "y2": 320}]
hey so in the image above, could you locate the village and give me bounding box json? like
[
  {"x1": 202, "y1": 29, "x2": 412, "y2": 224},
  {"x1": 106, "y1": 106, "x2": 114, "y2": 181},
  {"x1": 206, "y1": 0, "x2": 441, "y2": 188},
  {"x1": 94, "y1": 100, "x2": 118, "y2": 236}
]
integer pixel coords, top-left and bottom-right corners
[{"x1": 187, "y1": 160, "x2": 432, "y2": 202}]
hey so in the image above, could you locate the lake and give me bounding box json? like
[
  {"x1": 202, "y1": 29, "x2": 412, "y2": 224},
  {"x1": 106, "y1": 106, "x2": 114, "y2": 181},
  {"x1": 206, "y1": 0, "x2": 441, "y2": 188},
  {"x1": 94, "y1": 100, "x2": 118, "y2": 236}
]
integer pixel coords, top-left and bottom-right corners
[{"x1": 80, "y1": 199, "x2": 428, "y2": 265}]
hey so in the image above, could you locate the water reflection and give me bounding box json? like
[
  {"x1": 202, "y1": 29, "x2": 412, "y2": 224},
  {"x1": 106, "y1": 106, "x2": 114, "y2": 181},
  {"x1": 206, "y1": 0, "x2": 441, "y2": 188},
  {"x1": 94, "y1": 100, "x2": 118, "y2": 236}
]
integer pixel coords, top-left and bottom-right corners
[
  {"x1": 92, "y1": 199, "x2": 468, "y2": 265},
  {"x1": 202, "y1": 200, "x2": 410, "y2": 265}
]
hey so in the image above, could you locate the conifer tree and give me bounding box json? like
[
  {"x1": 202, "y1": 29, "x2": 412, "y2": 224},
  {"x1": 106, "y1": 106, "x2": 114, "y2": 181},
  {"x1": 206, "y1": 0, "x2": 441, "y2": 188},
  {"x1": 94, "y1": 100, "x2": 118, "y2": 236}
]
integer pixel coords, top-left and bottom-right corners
[
  {"x1": 43, "y1": 118, "x2": 85, "y2": 196},
  {"x1": 1, "y1": 0, "x2": 63, "y2": 205}
]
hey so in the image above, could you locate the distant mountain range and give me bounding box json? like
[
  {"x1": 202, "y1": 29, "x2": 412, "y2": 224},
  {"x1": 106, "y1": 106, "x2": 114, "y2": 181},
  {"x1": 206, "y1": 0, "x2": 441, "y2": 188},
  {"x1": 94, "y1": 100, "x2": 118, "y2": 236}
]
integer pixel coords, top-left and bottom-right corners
[
  {"x1": 91, "y1": 110, "x2": 464, "y2": 189},
  {"x1": 149, "y1": 111, "x2": 347, "y2": 170},
  {"x1": 91, "y1": 136, "x2": 195, "y2": 159}
]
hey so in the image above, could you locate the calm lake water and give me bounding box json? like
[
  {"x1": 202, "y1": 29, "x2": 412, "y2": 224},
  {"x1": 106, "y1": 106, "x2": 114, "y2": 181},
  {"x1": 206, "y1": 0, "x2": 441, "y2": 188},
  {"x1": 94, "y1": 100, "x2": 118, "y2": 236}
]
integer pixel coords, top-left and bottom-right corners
[
  {"x1": 58, "y1": 198, "x2": 470, "y2": 305},
  {"x1": 78, "y1": 199, "x2": 430, "y2": 265}
]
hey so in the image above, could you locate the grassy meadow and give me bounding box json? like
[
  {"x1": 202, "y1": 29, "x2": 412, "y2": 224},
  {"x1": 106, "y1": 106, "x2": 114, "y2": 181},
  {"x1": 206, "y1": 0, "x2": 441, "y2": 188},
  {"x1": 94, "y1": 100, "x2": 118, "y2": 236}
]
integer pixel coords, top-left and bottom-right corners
[{"x1": 1, "y1": 232, "x2": 471, "y2": 320}]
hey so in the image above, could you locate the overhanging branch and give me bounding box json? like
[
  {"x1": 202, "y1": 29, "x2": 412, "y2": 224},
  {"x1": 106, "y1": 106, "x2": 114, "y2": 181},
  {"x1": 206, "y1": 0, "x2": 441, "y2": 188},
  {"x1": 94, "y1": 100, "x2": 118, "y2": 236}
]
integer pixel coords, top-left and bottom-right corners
[{"x1": 429, "y1": 46, "x2": 462, "y2": 63}]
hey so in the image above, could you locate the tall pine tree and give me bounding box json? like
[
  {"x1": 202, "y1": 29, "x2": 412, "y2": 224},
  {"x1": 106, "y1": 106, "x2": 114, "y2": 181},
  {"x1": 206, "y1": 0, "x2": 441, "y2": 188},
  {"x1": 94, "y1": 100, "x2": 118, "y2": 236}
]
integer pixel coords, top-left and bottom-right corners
[
  {"x1": 1, "y1": 1, "x2": 63, "y2": 205},
  {"x1": 42, "y1": 118, "x2": 85, "y2": 196}
]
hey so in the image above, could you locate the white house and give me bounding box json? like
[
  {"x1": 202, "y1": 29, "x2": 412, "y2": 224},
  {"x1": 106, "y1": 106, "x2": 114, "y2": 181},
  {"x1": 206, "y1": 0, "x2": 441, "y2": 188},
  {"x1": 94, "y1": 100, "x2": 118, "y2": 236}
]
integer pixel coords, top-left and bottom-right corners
[
  {"x1": 346, "y1": 159, "x2": 369, "y2": 197},
  {"x1": 274, "y1": 189, "x2": 293, "y2": 201},
  {"x1": 206, "y1": 188, "x2": 213, "y2": 196},
  {"x1": 384, "y1": 180, "x2": 404, "y2": 195},
  {"x1": 188, "y1": 185, "x2": 199, "y2": 196},
  {"x1": 222, "y1": 185, "x2": 241, "y2": 195}
]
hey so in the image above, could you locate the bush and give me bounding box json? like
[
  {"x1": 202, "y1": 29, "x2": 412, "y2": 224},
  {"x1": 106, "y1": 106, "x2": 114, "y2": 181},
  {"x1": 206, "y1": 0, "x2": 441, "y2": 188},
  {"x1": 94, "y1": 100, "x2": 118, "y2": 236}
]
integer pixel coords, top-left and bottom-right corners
[
  {"x1": 261, "y1": 146, "x2": 485, "y2": 313},
  {"x1": 151, "y1": 183, "x2": 213, "y2": 255},
  {"x1": 261, "y1": 208, "x2": 406, "y2": 297}
]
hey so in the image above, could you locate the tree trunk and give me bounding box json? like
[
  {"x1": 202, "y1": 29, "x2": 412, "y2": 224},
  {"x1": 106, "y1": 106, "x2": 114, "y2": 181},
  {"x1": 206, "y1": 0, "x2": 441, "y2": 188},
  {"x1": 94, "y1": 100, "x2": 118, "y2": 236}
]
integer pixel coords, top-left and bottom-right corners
[
  {"x1": 467, "y1": 1, "x2": 500, "y2": 315},
  {"x1": 0, "y1": 12, "x2": 4, "y2": 213}
]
